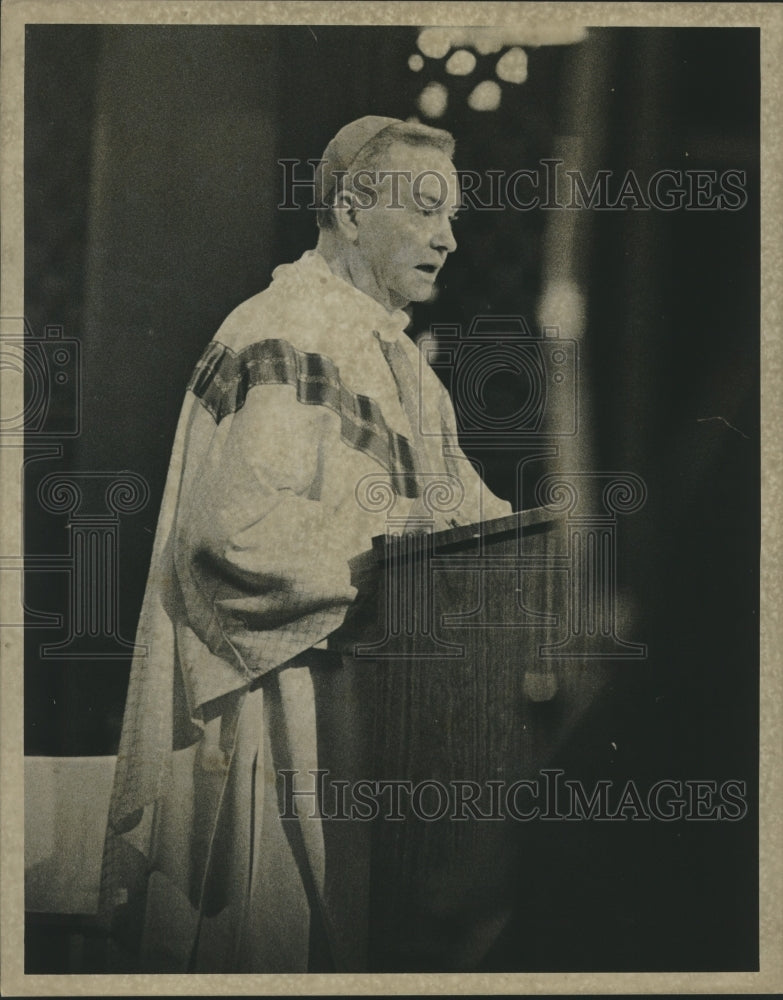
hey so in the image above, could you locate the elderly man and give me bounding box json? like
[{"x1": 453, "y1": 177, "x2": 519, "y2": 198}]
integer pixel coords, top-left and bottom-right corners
[{"x1": 100, "y1": 116, "x2": 511, "y2": 973}]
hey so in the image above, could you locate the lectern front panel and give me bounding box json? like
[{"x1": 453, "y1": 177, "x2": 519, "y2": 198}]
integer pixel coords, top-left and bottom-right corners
[{"x1": 319, "y1": 511, "x2": 613, "y2": 970}]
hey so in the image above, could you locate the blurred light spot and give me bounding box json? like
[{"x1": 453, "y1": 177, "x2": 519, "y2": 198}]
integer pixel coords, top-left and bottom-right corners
[
  {"x1": 472, "y1": 28, "x2": 508, "y2": 55},
  {"x1": 536, "y1": 278, "x2": 586, "y2": 339},
  {"x1": 496, "y1": 46, "x2": 528, "y2": 84},
  {"x1": 417, "y1": 25, "x2": 586, "y2": 59},
  {"x1": 445, "y1": 49, "x2": 476, "y2": 75},
  {"x1": 418, "y1": 81, "x2": 448, "y2": 118},
  {"x1": 417, "y1": 28, "x2": 452, "y2": 59},
  {"x1": 408, "y1": 53, "x2": 424, "y2": 71},
  {"x1": 523, "y1": 670, "x2": 558, "y2": 702},
  {"x1": 506, "y1": 24, "x2": 587, "y2": 46},
  {"x1": 467, "y1": 80, "x2": 501, "y2": 112}
]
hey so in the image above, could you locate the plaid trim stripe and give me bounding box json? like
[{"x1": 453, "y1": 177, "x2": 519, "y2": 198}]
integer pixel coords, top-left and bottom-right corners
[{"x1": 187, "y1": 338, "x2": 419, "y2": 498}]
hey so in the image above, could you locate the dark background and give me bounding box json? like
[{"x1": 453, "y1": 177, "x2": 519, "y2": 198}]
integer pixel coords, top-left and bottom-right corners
[{"x1": 24, "y1": 25, "x2": 758, "y2": 972}]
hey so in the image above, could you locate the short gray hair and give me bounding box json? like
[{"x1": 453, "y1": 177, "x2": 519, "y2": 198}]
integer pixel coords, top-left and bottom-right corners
[{"x1": 316, "y1": 121, "x2": 456, "y2": 230}]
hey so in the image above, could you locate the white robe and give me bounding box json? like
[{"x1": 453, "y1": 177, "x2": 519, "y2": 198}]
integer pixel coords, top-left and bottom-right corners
[{"x1": 99, "y1": 249, "x2": 511, "y2": 972}]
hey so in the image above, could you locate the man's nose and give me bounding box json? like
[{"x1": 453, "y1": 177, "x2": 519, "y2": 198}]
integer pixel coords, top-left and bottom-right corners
[{"x1": 432, "y1": 217, "x2": 457, "y2": 254}]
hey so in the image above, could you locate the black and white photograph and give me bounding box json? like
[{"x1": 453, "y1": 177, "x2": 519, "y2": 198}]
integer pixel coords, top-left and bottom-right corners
[{"x1": 1, "y1": 2, "x2": 781, "y2": 993}]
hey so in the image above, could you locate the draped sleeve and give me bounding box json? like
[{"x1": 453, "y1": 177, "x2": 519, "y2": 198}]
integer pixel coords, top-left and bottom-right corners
[{"x1": 171, "y1": 337, "x2": 418, "y2": 715}]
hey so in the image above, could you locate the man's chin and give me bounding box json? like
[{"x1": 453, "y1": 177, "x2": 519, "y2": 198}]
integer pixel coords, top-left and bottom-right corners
[
  {"x1": 405, "y1": 282, "x2": 438, "y2": 304},
  {"x1": 389, "y1": 276, "x2": 438, "y2": 309}
]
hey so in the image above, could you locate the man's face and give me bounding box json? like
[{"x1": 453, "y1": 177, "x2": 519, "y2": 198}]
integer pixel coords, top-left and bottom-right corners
[{"x1": 349, "y1": 141, "x2": 460, "y2": 311}]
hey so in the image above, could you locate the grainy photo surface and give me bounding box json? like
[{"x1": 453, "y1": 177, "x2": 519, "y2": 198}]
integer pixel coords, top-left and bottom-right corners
[{"x1": 1, "y1": 3, "x2": 781, "y2": 996}]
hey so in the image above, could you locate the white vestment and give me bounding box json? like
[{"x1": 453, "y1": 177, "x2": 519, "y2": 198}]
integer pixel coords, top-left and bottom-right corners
[{"x1": 99, "y1": 250, "x2": 511, "y2": 971}]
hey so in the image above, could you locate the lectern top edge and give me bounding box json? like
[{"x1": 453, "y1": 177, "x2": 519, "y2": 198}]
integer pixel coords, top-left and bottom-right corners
[{"x1": 369, "y1": 504, "x2": 566, "y2": 559}]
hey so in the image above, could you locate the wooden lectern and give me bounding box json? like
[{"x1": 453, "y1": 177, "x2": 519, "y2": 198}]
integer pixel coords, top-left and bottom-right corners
[{"x1": 311, "y1": 508, "x2": 615, "y2": 972}]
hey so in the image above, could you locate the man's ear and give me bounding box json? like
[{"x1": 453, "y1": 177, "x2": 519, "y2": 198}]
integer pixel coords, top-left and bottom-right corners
[{"x1": 333, "y1": 190, "x2": 359, "y2": 242}]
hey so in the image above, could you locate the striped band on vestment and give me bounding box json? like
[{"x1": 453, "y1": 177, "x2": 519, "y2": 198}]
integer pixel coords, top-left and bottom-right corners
[{"x1": 187, "y1": 338, "x2": 420, "y2": 498}]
